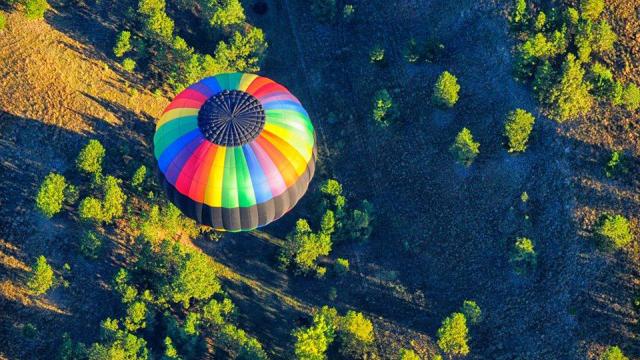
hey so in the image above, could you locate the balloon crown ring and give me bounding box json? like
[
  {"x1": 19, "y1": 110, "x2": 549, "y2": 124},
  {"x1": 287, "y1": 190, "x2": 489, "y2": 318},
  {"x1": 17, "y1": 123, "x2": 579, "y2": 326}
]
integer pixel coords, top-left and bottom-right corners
[{"x1": 197, "y1": 89, "x2": 266, "y2": 147}]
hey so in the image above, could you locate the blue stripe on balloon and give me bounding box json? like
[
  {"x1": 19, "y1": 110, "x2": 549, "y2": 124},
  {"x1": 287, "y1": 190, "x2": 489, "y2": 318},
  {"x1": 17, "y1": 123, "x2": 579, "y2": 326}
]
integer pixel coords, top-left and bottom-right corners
[
  {"x1": 242, "y1": 144, "x2": 273, "y2": 204},
  {"x1": 187, "y1": 82, "x2": 215, "y2": 98},
  {"x1": 158, "y1": 129, "x2": 201, "y2": 174},
  {"x1": 164, "y1": 134, "x2": 205, "y2": 185},
  {"x1": 262, "y1": 100, "x2": 309, "y2": 117},
  {"x1": 200, "y1": 77, "x2": 222, "y2": 95}
]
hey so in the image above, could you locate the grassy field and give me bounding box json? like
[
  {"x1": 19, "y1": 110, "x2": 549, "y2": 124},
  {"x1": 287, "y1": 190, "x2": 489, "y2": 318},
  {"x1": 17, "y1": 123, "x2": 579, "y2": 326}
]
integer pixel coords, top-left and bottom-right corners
[{"x1": 0, "y1": 0, "x2": 639, "y2": 359}]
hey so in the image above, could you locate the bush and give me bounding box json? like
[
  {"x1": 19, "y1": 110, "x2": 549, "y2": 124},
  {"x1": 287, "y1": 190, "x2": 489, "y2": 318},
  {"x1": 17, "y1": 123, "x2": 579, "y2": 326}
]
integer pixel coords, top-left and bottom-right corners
[
  {"x1": 504, "y1": 109, "x2": 535, "y2": 152},
  {"x1": 113, "y1": 31, "x2": 132, "y2": 58},
  {"x1": 580, "y1": 0, "x2": 604, "y2": 21},
  {"x1": 461, "y1": 300, "x2": 482, "y2": 324},
  {"x1": 78, "y1": 197, "x2": 104, "y2": 223},
  {"x1": 605, "y1": 151, "x2": 628, "y2": 178},
  {"x1": 124, "y1": 301, "x2": 147, "y2": 332},
  {"x1": 80, "y1": 230, "x2": 103, "y2": 259},
  {"x1": 399, "y1": 348, "x2": 420, "y2": 360},
  {"x1": 621, "y1": 83, "x2": 640, "y2": 111},
  {"x1": 25, "y1": 0, "x2": 49, "y2": 19},
  {"x1": 534, "y1": 12, "x2": 546, "y2": 31},
  {"x1": 334, "y1": 258, "x2": 349, "y2": 275},
  {"x1": 27, "y1": 255, "x2": 54, "y2": 295},
  {"x1": 342, "y1": 4, "x2": 355, "y2": 21},
  {"x1": 532, "y1": 60, "x2": 556, "y2": 100},
  {"x1": 311, "y1": 0, "x2": 336, "y2": 23},
  {"x1": 64, "y1": 184, "x2": 79, "y2": 205},
  {"x1": 432, "y1": 71, "x2": 460, "y2": 108},
  {"x1": 36, "y1": 172, "x2": 67, "y2": 218},
  {"x1": 281, "y1": 219, "x2": 332, "y2": 273},
  {"x1": 600, "y1": 346, "x2": 628, "y2": 360},
  {"x1": 205, "y1": 0, "x2": 246, "y2": 28},
  {"x1": 77, "y1": 139, "x2": 105, "y2": 175},
  {"x1": 122, "y1": 58, "x2": 136, "y2": 72},
  {"x1": 511, "y1": 0, "x2": 527, "y2": 24},
  {"x1": 589, "y1": 63, "x2": 616, "y2": 99},
  {"x1": 293, "y1": 307, "x2": 338, "y2": 360},
  {"x1": 0, "y1": 13, "x2": 6, "y2": 31},
  {"x1": 595, "y1": 214, "x2": 633, "y2": 250},
  {"x1": 547, "y1": 54, "x2": 593, "y2": 122},
  {"x1": 510, "y1": 237, "x2": 537, "y2": 274},
  {"x1": 436, "y1": 312, "x2": 469, "y2": 357},
  {"x1": 372, "y1": 89, "x2": 397, "y2": 126},
  {"x1": 102, "y1": 176, "x2": 126, "y2": 222},
  {"x1": 138, "y1": 203, "x2": 200, "y2": 244},
  {"x1": 450, "y1": 128, "x2": 480, "y2": 166},
  {"x1": 131, "y1": 165, "x2": 147, "y2": 190},
  {"x1": 592, "y1": 20, "x2": 617, "y2": 53},
  {"x1": 404, "y1": 37, "x2": 420, "y2": 63},
  {"x1": 369, "y1": 45, "x2": 385, "y2": 64}
]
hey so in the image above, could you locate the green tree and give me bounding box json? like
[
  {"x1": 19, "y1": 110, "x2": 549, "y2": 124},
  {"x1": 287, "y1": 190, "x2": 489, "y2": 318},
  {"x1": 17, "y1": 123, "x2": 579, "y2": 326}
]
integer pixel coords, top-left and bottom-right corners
[
  {"x1": 450, "y1": 128, "x2": 480, "y2": 166},
  {"x1": 534, "y1": 12, "x2": 546, "y2": 31},
  {"x1": 532, "y1": 60, "x2": 556, "y2": 101},
  {"x1": 102, "y1": 176, "x2": 127, "y2": 222},
  {"x1": 398, "y1": 348, "x2": 420, "y2": 360},
  {"x1": 77, "y1": 139, "x2": 106, "y2": 175},
  {"x1": 293, "y1": 307, "x2": 338, "y2": 360},
  {"x1": 510, "y1": 237, "x2": 537, "y2": 274},
  {"x1": 595, "y1": 214, "x2": 633, "y2": 250},
  {"x1": 334, "y1": 258, "x2": 349, "y2": 275},
  {"x1": 592, "y1": 20, "x2": 617, "y2": 53},
  {"x1": 340, "y1": 311, "x2": 374, "y2": 357},
  {"x1": 580, "y1": 0, "x2": 604, "y2": 21},
  {"x1": 0, "y1": 13, "x2": 6, "y2": 31},
  {"x1": 369, "y1": 45, "x2": 385, "y2": 64},
  {"x1": 547, "y1": 54, "x2": 593, "y2": 122},
  {"x1": 320, "y1": 210, "x2": 335, "y2": 235},
  {"x1": 511, "y1": 0, "x2": 527, "y2": 24},
  {"x1": 88, "y1": 318, "x2": 148, "y2": 360},
  {"x1": 80, "y1": 230, "x2": 103, "y2": 259},
  {"x1": 79, "y1": 196, "x2": 104, "y2": 223},
  {"x1": 122, "y1": 58, "x2": 136, "y2": 72},
  {"x1": 113, "y1": 31, "x2": 132, "y2": 58},
  {"x1": 504, "y1": 109, "x2": 535, "y2": 152},
  {"x1": 372, "y1": 89, "x2": 397, "y2": 126},
  {"x1": 281, "y1": 219, "x2": 332, "y2": 273},
  {"x1": 600, "y1": 346, "x2": 628, "y2": 360},
  {"x1": 461, "y1": 300, "x2": 482, "y2": 325},
  {"x1": 36, "y1": 172, "x2": 67, "y2": 218},
  {"x1": 25, "y1": 0, "x2": 49, "y2": 19},
  {"x1": 202, "y1": 298, "x2": 234, "y2": 325},
  {"x1": 131, "y1": 165, "x2": 147, "y2": 190},
  {"x1": 436, "y1": 312, "x2": 470, "y2": 357},
  {"x1": 432, "y1": 71, "x2": 460, "y2": 108},
  {"x1": 27, "y1": 255, "x2": 54, "y2": 295},
  {"x1": 163, "y1": 337, "x2": 180, "y2": 359},
  {"x1": 204, "y1": 0, "x2": 246, "y2": 28},
  {"x1": 124, "y1": 301, "x2": 147, "y2": 332},
  {"x1": 621, "y1": 83, "x2": 640, "y2": 111},
  {"x1": 605, "y1": 151, "x2": 628, "y2": 178}
]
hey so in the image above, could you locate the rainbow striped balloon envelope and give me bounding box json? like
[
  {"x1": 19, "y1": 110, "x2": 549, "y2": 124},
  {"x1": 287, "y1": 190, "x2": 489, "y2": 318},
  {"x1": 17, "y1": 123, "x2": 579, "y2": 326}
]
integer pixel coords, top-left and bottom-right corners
[{"x1": 154, "y1": 73, "x2": 316, "y2": 232}]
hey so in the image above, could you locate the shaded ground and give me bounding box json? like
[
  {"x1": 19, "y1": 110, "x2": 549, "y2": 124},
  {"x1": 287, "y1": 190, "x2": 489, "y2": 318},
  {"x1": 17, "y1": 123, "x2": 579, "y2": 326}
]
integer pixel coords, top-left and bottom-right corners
[{"x1": 0, "y1": 0, "x2": 638, "y2": 359}]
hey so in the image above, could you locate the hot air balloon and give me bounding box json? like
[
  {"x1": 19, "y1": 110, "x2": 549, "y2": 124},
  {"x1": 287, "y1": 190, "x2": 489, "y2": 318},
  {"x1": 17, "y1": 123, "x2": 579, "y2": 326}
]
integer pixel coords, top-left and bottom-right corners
[{"x1": 154, "y1": 73, "x2": 316, "y2": 232}]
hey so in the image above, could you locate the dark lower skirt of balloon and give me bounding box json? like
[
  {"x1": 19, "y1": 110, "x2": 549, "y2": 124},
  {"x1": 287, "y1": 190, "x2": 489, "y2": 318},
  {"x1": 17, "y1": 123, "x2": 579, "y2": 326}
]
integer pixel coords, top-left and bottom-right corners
[{"x1": 156, "y1": 153, "x2": 316, "y2": 232}]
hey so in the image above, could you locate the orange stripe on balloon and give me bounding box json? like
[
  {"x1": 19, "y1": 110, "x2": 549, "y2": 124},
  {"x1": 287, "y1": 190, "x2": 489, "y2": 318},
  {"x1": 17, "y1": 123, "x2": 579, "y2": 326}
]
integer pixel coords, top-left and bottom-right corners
[
  {"x1": 259, "y1": 130, "x2": 308, "y2": 177},
  {"x1": 245, "y1": 77, "x2": 274, "y2": 95},
  {"x1": 187, "y1": 143, "x2": 218, "y2": 203},
  {"x1": 174, "y1": 141, "x2": 212, "y2": 197},
  {"x1": 254, "y1": 135, "x2": 299, "y2": 187}
]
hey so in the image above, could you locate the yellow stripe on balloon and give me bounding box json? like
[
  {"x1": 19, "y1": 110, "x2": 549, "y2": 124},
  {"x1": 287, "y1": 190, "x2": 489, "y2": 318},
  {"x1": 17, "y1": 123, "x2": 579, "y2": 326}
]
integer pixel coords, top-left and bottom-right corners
[
  {"x1": 204, "y1": 146, "x2": 226, "y2": 207},
  {"x1": 157, "y1": 108, "x2": 199, "y2": 129},
  {"x1": 260, "y1": 131, "x2": 308, "y2": 177},
  {"x1": 263, "y1": 123, "x2": 313, "y2": 162},
  {"x1": 238, "y1": 73, "x2": 259, "y2": 91}
]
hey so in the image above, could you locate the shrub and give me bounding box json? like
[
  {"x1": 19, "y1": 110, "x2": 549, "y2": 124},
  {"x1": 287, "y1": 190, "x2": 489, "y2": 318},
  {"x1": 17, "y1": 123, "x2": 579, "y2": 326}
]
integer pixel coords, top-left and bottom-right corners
[
  {"x1": 138, "y1": 203, "x2": 200, "y2": 243},
  {"x1": 113, "y1": 31, "x2": 132, "y2": 58},
  {"x1": 605, "y1": 151, "x2": 628, "y2": 178},
  {"x1": 372, "y1": 89, "x2": 396, "y2": 126},
  {"x1": 102, "y1": 176, "x2": 126, "y2": 222},
  {"x1": 25, "y1": 0, "x2": 49, "y2": 19},
  {"x1": 437, "y1": 313, "x2": 469, "y2": 357},
  {"x1": 566, "y1": 7, "x2": 580, "y2": 26},
  {"x1": 77, "y1": 139, "x2": 105, "y2": 175},
  {"x1": 206, "y1": 0, "x2": 246, "y2": 28},
  {"x1": 621, "y1": 83, "x2": 640, "y2": 112},
  {"x1": 369, "y1": 45, "x2": 385, "y2": 64},
  {"x1": 124, "y1": 301, "x2": 147, "y2": 332},
  {"x1": 450, "y1": 128, "x2": 480, "y2": 166},
  {"x1": 293, "y1": 307, "x2": 338, "y2": 360},
  {"x1": 80, "y1": 230, "x2": 103, "y2": 259},
  {"x1": 432, "y1": 71, "x2": 460, "y2": 108},
  {"x1": 334, "y1": 258, "x2": 349, "y2": 275},
  {"x1": 36, "y1": 173, "x2": 67, "y2": 218},
  {"x1": 311, "y1": 0, "x2": 336, "y2": 23},
  {"x1": 592, "y1": 20, "x2": 617, "y2": 53},
  {"x1": 510, "y1": 237, "x2": 537, "y2": 274},
  {"x1": 547, "y1": 54, "x2": 593, "y2": 122},
  {"x1": 595, "y1": 214, "x2": 633, "y2": 250},
  {"x1": 504, "y1": 109, "x2": 535, "y2": 152},
  {"x1": 580, "y1": 0, "x2": 604, "y2": 21},
  {"x1": 0, "y1": 13, "x2": 6, "y2": 31},
  {"x1": 64, "y1": 184, "x2": 79, "y2": 205},
  {"x1": 164, "y1": 337, "x2": 179, "y2": 359},
  {"x1": 399, "y1": 348, "x2": 420, "y2": 360},
  {"x1": 78, "y1": 197, "x2": 104, "y2": 223},
  {"x1": 27, "y1": 255, "x2": 54, "y2": 295},
  {"x1": 131, "y1": 165, "x2": 147, "y2": 190},
  {"x1": 281, "y1": 219, "x2": 332, "y2": 273},
  {"x1": 589, "y1": 63, "x2": 615, "y2": 99},
  {"x1": 404, "y1": 37, "x2": 420, "y2": 63},
  {"x1": 534, "y1": 12, "x2": 546, "y2": 31},
  {"x1": 600, "y1": 346, "x2": 629, "y2": 360},
  {"x1": 122, "y1": 58, "x2": 136, "y2": 72},
  {"x1": 532, "y1": 60, "x2": 556, "y2": 100},
  {"x1": 344, "y1": 200, "x2": 375, "y2": 242},
  {"x1": 461, "y1": 300, "x2": 482, "y2": 324},
  {"x1": 342, "y1": 4, "x2": 355, "y2": 21}
]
